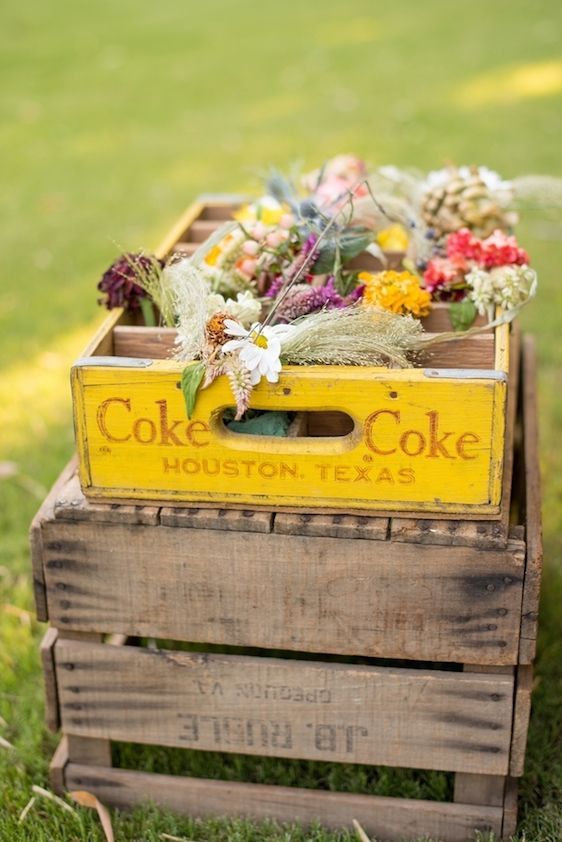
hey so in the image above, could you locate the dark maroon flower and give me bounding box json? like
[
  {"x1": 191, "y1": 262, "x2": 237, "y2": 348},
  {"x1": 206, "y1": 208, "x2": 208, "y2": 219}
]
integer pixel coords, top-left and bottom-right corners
[{"x1": 97, "y1": 252, "x2": 163, "y2": 311}]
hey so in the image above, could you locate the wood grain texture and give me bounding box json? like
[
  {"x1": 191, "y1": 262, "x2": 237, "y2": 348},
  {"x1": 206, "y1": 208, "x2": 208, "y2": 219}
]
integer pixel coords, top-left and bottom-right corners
[
  {"x1": 112, "y1": 326, "x2": 494, "y2": 369},
  {"x1": 55, "y1": 639, "x2": 515, "y2": 775},
  {"x1": 49, "y1": 736, "x2": 69, "y2": 795},
  {"x1": 113, "y1": 326, "x2": 176, "y2": 360},
  {"x1": 67, "y1": 734, "x2": 111, "y2": 766},
  {"x1": 64, "y1": 763, "x2": 503, "y2": 842},
  {"x1": 29, "y1": 457, "x2": 78, "y2": 620},
  {"x1": 40, "y1": 627, "x2": 60, "y2": 732},
  {"x1": 454, "y1": 773, "x2": 505, "y2": 807},
  {"x1": 502, "y1": 777, "x2": 519, "y2": 839},
  {"x1": 510, "y1": 665, "x2": 533, "y2": 777},
  {"x1": 53, "y1": 473, "x2": 159, "y2": 526},
  {"x1": 390, "y1": 517, "x2": 508, "y2": 550},
  {"x1": 519, "y1": 336, "x2": 543, "y2": 663},
  {"x1": 273, "y1": 512, "x2": 388, "y2": 540},
  {"x1": 159, "y1": 505, "x2": 273, "y2": 533},
  {"x1": 42, "y1": 520, "x2": 525, "y2": 663}
]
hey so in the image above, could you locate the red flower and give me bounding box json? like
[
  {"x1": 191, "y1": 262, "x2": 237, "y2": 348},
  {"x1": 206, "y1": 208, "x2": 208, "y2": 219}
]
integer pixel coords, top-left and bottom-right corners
[
  {"x1": 423, "y1": 254, "x2": 469, "y2": 293},
  {"x1": 479, "y1": 230, "x2": 529, "y2": 268},
  {"x1": 446, "y1": 228, "x2": 483, "y2": 262}
]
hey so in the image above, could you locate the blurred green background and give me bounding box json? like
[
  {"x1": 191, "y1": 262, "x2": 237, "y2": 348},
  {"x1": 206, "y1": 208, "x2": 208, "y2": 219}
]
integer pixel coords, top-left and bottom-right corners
[{"x1": 1, "y1": 0, "x2": 561, "y2": 839}]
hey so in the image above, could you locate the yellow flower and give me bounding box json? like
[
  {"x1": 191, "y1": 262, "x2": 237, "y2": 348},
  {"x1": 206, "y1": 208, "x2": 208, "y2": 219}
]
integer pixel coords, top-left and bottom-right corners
[
  {"x1": 376, "y1": 224, "x2": 409, "y2": 252},
  {"x1": 233, "y1": 204, "x2": 255, "y2": 223},
  {"x1": 204, "y1": 244, "x2": 222, "y2": 266},
  {"x1": 361, "y1": 270, "x2": 431, "y2": 318},
  {"x1": 234, "y1": 199, "x2": 288, "y2": 227}
]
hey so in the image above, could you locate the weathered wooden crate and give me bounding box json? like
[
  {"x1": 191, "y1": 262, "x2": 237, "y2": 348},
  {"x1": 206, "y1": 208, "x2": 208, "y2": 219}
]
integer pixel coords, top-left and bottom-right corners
[
  {"x1": 71, "y1": 197, "x2": 515, "y2": 517},
  {"x1": 32, "y1": 337, "x2": 542, "y2": 841}
]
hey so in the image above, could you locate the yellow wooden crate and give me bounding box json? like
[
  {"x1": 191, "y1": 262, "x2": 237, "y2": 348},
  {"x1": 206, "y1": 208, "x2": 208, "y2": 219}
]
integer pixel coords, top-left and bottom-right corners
[{"x1": 71, "y1": 198, "x2": 512, "y2": 516}]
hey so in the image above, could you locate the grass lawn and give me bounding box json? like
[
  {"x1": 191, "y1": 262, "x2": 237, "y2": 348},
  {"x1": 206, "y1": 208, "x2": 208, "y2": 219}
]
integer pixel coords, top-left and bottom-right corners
[{"x1": 1, "y1": 0, "x2": 561, "y2": 839}]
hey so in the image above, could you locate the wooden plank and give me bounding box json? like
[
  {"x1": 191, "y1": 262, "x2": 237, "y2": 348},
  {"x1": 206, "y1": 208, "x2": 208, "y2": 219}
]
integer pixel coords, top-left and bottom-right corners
[
  {"x1": 454, "y1": 773, "x2": 505, "y2": 807},
  {"x1": 502, "y1": 777, "x2": 519, "y2": 839},
  {"x1": 59, "y1": 631, "x2": 113, "y2": 769},
  {"x1": 390, "y1": 517, "x2": 508, "y2": 550},
  {"x1": 419, "y1": 334, "x2": 495, "y2": 370},
  {"x1": 43, "y1": 520, "x2": 526, "y2": 664},
  {"x1": 64, "y1": 763, "x2": 503, "y2": 842},
  {"x1": 113, "y1": 326, "x2": 177, "y2": 360},
  {"x1": 198, "y1": 201, "x2": 241, "y2": 220},
  {"x1": 273, "y1": 512, "x2": 388, "y2": 540},
  {"x1": 510, "y1": 665, "x2": 533, "y2": 777},
  {"x1": 67, "y1": 734, "x2": 112, "y2": 767},
  {"x1": 40, "y1": 627, "x2": 60, "y2": 732},
  {"x1": 187, "y1": 219, "x2": 225, "y2": 242},
  {"x1": 53, "y1": 473, "x2": 159, "y2": 526},
  {"x1": 421, "y1": 304, "x2": 488, "y2": 333},
  {"x1": 55, "y1": 639, "x2": 515, "y2": 775},
  {"x1": 519, "y1": 336, "x2": 543, "y2": 663},
  {"x1": 29, "y1": 457, "x2": 78, "y2": 620},
  {"x1": 49, "y1": 736, "x2": 69, "y2": 795},
  {"x1": 160, "y1": 506, "x2": 273, "y2": 533}
]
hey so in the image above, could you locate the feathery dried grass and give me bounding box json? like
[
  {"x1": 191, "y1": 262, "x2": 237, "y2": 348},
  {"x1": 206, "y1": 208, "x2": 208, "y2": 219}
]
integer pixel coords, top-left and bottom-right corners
[
  {"x1": 279, "y1": 306, "x2": 423, "y2": 368},
  {"x1": 169, "y1": 260, "x2": 210, "y2": 361}
]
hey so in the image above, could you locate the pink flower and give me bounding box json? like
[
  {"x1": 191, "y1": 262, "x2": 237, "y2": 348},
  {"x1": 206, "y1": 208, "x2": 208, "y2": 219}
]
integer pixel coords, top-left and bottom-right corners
[
  {"x1": 446, "y1": 228, "x2": 529, "y2": 269},
  {"x1": 249, "y1": 222, "x2": 266, "y2": 240},
  {"x1": 446, "y1": 229, "x2": 483, "y2": 262},
  {"x1": 266, "y1": 231, "x2": 283, "y2": 249},
  {"x1": 423, "y1": 255, "x2": 468, "y2": 292},
  {"x1": 479, "y1": 230, "x2": 529, "y2": 268},
  {"x1": 280, "y1": 213, "x2": 295, "y2": 229},
  {"x1": 242, "y1": 240, "x2": 259, "y2": 256},
  {"x1": 236, "y1": 257, "x2": 258, "y2": 280}
]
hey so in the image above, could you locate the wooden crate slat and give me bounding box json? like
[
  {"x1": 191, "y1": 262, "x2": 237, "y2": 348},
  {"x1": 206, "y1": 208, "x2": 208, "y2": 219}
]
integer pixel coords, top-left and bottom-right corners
[
  {"x1": 160, "y1": 506, "x2": 274, "y2": 533},
  {"x1": 63, "y1": 762, "x2": 503, "y2": 842},
  {"x1": 40, "y1": 627, "x2": 60, "y2": 732},
  {"x1": 509, "y1": 665, "x2": 534, "y2": 777},
  {"x1": 29, "y1": 457, "x2": 78, "y2": 620},
  {"x1": 389, "y1": 517, "x2": 508, "y2": 550},
  {"x1": 49, "y1": 736, "x2": 69, "y2": 795},
  {"x1": 519, "y1": 336, "x2": 543, "y2": 662},
  {"x1": 55, "y1": 639, "x2": 514, "y2": 775},
  {"x1": 453, "y1": 772, "x2": 505, "y2": 807},
  {"x1": 53, "y1": 473, "x2": 160, "y2": 526},
  {"x1": 43, "y1": 521, "x2": 525, "y2": 664},
  {"x1": 113, "y1": 326, "x2": 177, "y2": 360},
  {"x1": 273, "y1": 512, "x2": 388, "y2": 540}
]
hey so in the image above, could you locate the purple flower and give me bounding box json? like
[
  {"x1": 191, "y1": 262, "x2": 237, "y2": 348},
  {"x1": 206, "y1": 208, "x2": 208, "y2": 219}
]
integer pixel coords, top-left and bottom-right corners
[
  {"x1": 97, "y1": 253, "x2": 163, "y2": 311},
  {"x1": 275, "y1": 278, "x2": 346, "y2": 322}
]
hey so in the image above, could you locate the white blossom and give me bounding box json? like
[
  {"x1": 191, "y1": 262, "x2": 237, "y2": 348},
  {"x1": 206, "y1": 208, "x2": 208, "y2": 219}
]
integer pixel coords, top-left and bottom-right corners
[
  {"x1": 207, "y1": 291, "x2": 261, "y2": 327},
  {"x1": 222, "y1": 320, "x2": 294, "y2": 385}
]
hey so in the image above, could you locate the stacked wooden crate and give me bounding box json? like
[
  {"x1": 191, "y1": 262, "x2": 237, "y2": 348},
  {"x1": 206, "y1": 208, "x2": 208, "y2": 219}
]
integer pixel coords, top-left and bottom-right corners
[{"x1": 30, "y1": 202, "x2": 543, "y2": 842}]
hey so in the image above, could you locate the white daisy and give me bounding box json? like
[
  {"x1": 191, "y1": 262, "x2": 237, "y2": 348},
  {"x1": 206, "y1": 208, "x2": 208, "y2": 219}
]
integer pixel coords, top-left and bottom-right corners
[{"x1": 222, "y1": 320, "x2": 293, "y2": 385}]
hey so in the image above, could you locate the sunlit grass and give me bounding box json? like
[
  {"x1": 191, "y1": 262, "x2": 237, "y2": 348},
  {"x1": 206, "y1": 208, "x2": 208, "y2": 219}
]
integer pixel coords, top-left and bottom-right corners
[{"x1": 458, "y1": 59, "x2": 562, "y2": 107}]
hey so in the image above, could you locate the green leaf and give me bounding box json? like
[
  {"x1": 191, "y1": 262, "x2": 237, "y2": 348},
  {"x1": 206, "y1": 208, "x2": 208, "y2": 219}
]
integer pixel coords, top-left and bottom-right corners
[
  {"x1": 181, "y1": 362, "x2": 205, "y2": 419},
  {"x1": 338, "y1": 227, "x2": 374, "y2": 263},
  {"x1": 334, "y1": 271, "x2": 360, "y2": 297},
  {"x1": 449, "y1": 299, "x2": 478, "y2": 332},
  {"x1": 139, "y1": 296, "x2": 156, "y2": 327},
  {"x1": 311, "y1": 240, "x2": 337, "y2": 274}
]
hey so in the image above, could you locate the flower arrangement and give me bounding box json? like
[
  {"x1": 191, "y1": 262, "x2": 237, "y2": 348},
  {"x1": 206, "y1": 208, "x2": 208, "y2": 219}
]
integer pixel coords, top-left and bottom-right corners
[
  {"x1": 96, "y1": 155, "x2": 546, "y2": 423},
  {"x1": 423, "y1": 228, "x2": 536, "y2": 327}
]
